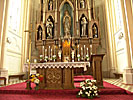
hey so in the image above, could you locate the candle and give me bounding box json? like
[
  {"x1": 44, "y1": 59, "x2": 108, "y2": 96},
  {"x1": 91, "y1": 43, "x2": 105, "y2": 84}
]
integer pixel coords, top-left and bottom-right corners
[
  {"x1": 42, "y1": 46, "x2": 44, "y2": 57},
  {"x1": 45, "y1": 49, "x2": 47, "y2": 56},
  {"x1": 87, "y1": 47, "x2": 89, "y2": 55},
  {"x1": 81, "y1": 47, "x2": 83, "y2": 60},
  {"x1": 34, "y1": 59, "x2": 37, "y2": 63},
  {"x1": 49, "y1": 46, "x2": 51, "y2": 60},
  {"x1": 27, "y1": 59, "x2": 29, "y2": 63},
  {"x1": 51, "y1": 48, "x2": 52, "y2": 61}
]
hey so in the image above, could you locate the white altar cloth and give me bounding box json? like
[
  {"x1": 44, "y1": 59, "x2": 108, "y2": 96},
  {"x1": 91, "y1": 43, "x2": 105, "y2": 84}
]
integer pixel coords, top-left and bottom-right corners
[{"x1": 24, "y1": 62, "x2": 90, "y2": 71}]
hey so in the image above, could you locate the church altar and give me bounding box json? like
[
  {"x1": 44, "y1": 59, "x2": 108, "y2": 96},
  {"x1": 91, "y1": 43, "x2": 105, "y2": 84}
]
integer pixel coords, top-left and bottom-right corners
[{"x1": 24, "y1": 62, "x2": 89, "y2": 89}]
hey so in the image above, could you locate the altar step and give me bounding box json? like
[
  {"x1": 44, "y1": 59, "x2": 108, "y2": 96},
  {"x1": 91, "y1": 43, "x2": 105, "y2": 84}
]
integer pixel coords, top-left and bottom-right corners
[
  {"x1": 0, "y1": 75, "x2": 132, "y2": 95},
  {"x1": 74, "y1": 75, "x2": 94, "y2": 82},
  {"x1": 0, "y1": 82, "x2": 130, "y2": 95}
]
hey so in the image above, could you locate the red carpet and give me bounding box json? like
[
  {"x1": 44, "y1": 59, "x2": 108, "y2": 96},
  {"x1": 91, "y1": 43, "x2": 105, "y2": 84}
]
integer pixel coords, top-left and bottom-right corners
[{"x1": 0, "y1": 75, "x2": 132, "y2": 100}]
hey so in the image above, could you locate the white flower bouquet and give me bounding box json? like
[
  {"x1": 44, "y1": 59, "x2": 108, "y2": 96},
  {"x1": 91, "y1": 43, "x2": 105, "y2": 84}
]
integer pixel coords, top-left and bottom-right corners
[
  {"x1": 40, "y1": 55, "x2": 43, "y2": 61},
  {"x1": 86, "y1": 55, "x2": 89, "y2": 61},
  {"x1": 45, "y1": 56, "x2": 48, "y2": 62},
  {"x1": 52, "y1": 55, "x2": 56, "y2": 61},
  {"x1": 77, "y1": 54, "x2": 80, "y2": 61},
  {"x1": 77, "y1": 79, "x2": 99, "y2": 99}
]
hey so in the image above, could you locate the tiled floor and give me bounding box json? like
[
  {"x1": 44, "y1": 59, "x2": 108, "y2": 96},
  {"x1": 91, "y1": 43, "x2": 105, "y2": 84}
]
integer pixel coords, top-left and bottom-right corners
[{"x1": 104, "y1": 78, "x2": 133, "y2": 92}]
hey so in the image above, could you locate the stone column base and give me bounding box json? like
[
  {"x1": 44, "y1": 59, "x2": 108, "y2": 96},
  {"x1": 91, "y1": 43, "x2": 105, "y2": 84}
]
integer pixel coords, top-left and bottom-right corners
[
  {"x1": 0, "y1": 68, "x2": 8, "y2": 85},
  {"x1": 123, "y1": 68, "x2": 133, "y2": 84}
]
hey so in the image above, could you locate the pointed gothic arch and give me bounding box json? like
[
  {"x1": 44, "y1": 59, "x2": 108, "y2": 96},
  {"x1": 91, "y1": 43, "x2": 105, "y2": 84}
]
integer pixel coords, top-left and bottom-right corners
[{"x1": 59, "y1": 0, "x2": 74, "y2": 11}]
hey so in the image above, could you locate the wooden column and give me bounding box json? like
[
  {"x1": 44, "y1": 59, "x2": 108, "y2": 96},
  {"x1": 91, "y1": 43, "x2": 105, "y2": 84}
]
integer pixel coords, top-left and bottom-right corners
[{"x1": 90, "y1": 54, "x2": 104, "y2": 88}]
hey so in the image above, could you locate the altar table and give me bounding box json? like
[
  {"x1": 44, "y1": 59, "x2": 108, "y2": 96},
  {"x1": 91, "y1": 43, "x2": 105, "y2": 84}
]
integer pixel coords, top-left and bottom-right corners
[{"x1": 24, "y1": 62, "x2": 89, "y2": 89}]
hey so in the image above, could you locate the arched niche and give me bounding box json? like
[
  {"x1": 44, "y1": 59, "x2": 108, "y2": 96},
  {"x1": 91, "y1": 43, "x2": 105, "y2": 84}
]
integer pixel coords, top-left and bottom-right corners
[
  {"x1": 92, "y1": 23, "x2": 98, "y2": 38},
  {"x1": 37, "y1": 25, "x2": 43, "y2": 40},
  {"x1": 79, "y1": 14, "x2": 88, "y2": 37},
  {"x1": 79, "y1": 0, "x2": 85, "y2": 9},
  {"x1": 60, "y1": 1, "x2": 74, "y2": 37},
  {"x1": 46, "y1": 16, "x2": 54, "y2": 39},
  {"x1": 48, "y1": 0, "x2": 53, "y2": 11}
]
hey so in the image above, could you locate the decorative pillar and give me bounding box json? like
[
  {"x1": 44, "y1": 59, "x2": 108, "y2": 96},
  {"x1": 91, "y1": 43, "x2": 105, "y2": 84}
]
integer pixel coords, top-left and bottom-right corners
[
  {"x1": 76, "y1": 0, "x2": 79, "y2": 37},
  {"x1": 88, "y1": 0, "x2": 91, "y2": 21},
  {"x1": 0, "y1": 0, "x2": 9, "y2": 85},
  {"x1": 54, "y1": 0, "x2": 57, "y2": 39},
  {"x1": 122, "y1": 0, "x2": 133, "y2": 84},
  {"x1": 43, "y1": 0, "x2": 46, "y2": 24}
]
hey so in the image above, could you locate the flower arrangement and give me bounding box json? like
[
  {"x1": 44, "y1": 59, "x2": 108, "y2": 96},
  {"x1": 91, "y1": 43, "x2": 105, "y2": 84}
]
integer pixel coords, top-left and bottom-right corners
[
  {"x1": 77, "y1": 54, "x2": 80, "y2": 61},
  {"x1": 44, "y1": 56, "x2": 48, "y2": 62},
  {"x1": 86, "y1": 55, "x2": 89, "y2": 61},
  {"x1": 30, "y1": 73, "x2": 43, "y2": 90},
  {"x1": 77, "y1": 79, "x2": 99, "y2": 99},
  {"x1": 40, "y1": 55, "x2": 43, "y2": 62},
  {"x1": 52, "y1": 55, "x2": 56, "y2": 61}
]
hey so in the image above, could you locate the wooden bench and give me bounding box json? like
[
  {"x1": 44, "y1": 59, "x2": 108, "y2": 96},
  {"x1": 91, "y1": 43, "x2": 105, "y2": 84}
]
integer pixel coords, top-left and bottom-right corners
[
  {"x1": 0, "y1": 77, "x2": 6, "y2": 85},
  {"x1": 8, "y1": 73, "x2": 25, "y2": 82},
  {"x1": 113, "y1": 73, "x2": 123, "y2": 78}
]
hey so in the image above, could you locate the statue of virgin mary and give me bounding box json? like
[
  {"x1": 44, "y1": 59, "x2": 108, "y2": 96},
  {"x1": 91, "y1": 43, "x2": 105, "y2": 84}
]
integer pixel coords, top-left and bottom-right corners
[{"x1": 63, "y1": 10, "x2": 71, "y2": 37}]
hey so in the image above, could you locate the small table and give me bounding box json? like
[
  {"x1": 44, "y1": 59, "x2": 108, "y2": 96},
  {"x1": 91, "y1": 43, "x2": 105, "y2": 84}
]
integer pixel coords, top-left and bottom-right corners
[{"x1": 0, "y1": 77, "x2": 6, "y2": 85}]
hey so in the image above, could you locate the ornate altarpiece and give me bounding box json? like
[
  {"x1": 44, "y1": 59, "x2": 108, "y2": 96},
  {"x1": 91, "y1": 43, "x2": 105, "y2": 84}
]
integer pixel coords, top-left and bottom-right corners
[{"x1": 31, "y1": 0, "x2": 103, "y2": 89}]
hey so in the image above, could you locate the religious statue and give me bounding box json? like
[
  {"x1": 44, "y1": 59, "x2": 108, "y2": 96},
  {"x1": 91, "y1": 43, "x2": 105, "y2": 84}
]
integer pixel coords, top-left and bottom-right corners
[
  {"x1": 93, "y1": 24, "x2": 98, "y2": 38},
  {"x1": 48, "y1": 0, "x2": 53, "y2": 10},
  {"x1": 63, "y1": 10, "x2": 71, "y2": 37},
  {"x1": 80, "y1": 0, "x2": 85, "y2": 8},
  {"x1": 81, "y1": 17, "x2": 87, "y2": 36},
  {"x1": 38, "y1": 28, "x2": 42, "y2": 40},
  {"x1": 46, "y1": 18, "x2": 53, "y2": 39}
]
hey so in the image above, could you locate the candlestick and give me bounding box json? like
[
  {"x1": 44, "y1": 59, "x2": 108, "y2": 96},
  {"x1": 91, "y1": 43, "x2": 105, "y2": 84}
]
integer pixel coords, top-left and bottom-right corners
[
  {"x1": 51, "y1": 48, "x2": 52, "y2": 61},
  {"x1": 87, "y1": 47, "x2": 89, "y2": 55},
  {"x1": 84, "y1": 45, "x2": 86, "y2": 61},
  {"x1": 42, "y1": 46, "x2": 44, "y2": 58},
  {"x1": 81, "y1": 47, "x2": 83, "y2": 60},
  {"x1": 49, "y1": 46, "x2": 51, "y2": 61}
]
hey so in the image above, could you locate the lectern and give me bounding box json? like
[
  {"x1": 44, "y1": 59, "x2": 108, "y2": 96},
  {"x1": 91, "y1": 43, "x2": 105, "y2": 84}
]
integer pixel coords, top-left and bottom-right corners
[{"x1": 90, "y1": 54, "x2": 105, "y2": 88}]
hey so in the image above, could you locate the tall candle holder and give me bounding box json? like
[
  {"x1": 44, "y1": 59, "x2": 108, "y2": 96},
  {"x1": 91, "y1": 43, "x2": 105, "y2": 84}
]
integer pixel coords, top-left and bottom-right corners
[
  {"x1": 42, "y1": 46, "x2": 44, "y2": 59},
  {"x1": 45, "y1": 49, "x2": 48, "y2": 62},
  {"x1": 90, "y1": 45, "x2": 93, "y2": 55},
  {"x1": 81, "y1": 47, "x2": 83, "y2": 61},
  {"x1": 86, "y1": 47, "x2": 89, "y2": 61},
  {"x1": 51, "y1": 49, "x2": 53, "y2": 61},
  {"x1": 84, "y1": 45, "x2": 86, "y2": 61},
  {"x1": 49, "y1": 46, "x2": 51, "y2": 61},
  {"x1": 71, "y1": 50, "x2": 75, "y2": 62},
  {"x1": 77, "y1": 45, "x2": 80, "y2": 61}
]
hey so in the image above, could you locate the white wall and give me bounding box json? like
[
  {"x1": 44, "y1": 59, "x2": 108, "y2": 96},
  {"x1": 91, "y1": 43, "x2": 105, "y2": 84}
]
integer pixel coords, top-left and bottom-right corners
[
  {"x1": 3, "y1": 0, "x2": 23, "y2": 74},
  {"x1": 114, "y1": 29, "x2": 128, "y2": 73}
]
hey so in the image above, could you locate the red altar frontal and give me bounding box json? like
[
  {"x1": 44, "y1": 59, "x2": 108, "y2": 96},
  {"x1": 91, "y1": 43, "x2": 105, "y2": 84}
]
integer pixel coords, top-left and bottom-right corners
[{"x1": 24, "y1": 62, "x2": 89, "y2": 89}]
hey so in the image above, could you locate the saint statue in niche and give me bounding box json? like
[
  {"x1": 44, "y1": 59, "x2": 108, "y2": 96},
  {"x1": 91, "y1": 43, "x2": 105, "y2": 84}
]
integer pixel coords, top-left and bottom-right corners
[
  {"x1": 92, "y1": 24, "x2": 98, "y2": 38},
  {"x1": 80, "y1": 0, "x2": 85, "y2": 8},
  {"x1": 38, "y1": 27, "x2": 42, "y2": 40},
  {"x1": 81, "y1": 17, "x2": 87, "y2": 36},
  {"x1": 63, "y1": 10, "x2": 71, "y2": 37},
  {"x1": 46, "y1": 18, "x2": 53, "y2": 39},
  {"x1": 48, "y1": 0, "x2": 53, "y2": 10}
]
